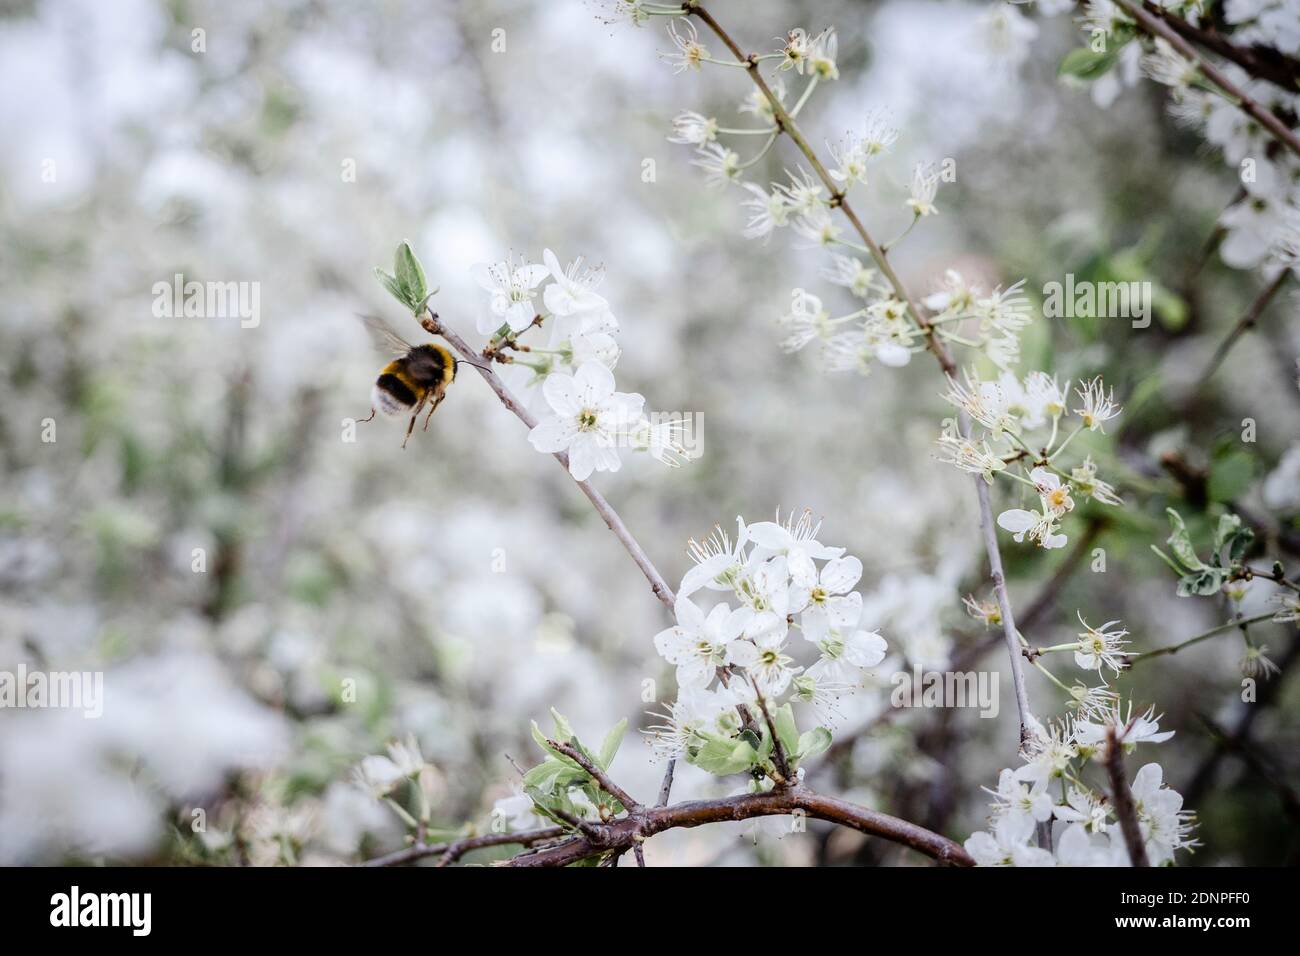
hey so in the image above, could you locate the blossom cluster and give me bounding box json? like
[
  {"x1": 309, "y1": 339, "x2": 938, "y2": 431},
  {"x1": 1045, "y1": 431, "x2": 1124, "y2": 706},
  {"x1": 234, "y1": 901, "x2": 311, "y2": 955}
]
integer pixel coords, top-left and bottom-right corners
[
  {"x1": 469, "y1": 250, "x2": 690, "y2": 481},
  {"x1": 647, "y1": 510, "x2": 887, "y2": 782},
  {"x1": 939, "y1": 369, "x2": 1123, "y2": 552},
  {"x1": 663, "y1": 20, "x2": 1049, "y2": 380},
  {"x1": 965, "y1": 702, "x2": 1196, "y2": 867}
]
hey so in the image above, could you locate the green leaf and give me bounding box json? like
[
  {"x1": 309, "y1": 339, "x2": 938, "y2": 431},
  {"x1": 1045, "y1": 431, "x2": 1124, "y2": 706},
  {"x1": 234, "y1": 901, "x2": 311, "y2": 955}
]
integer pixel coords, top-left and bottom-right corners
[
  {"x1": 796, "y1": 727, "x2": 832, "y2": 762},
  {"x1": 373, "y1": 267, "x2": 409, "y2": 308},
  {"x1": 1211, "y1": 513, "x2": 1254, "y2": 566},
  {"x1": 692, "y1": 734, "x2": 759, "y2": 776},
  {"x1": 1176, "y1": 568, "x2": 1226, "y2": 597},
  {"x1": 597, "y1": 718, "x2": 627, "y2": 771},
  {"x1": 522, "y1": 758, "x2": 572, "y2": 795},
  {"x1": 529, "y1": 720, "x2": 579, "y2": 767},
  {"x1": 549, "y1": 708, "x2": 576, "y2": 744},
  {"x1": 1226, "y1": 525, "x2": 1254, "y2": 564},
  {"x1": 393, "y1": 241, "x2": 427, "y2": 305},
  {"x1": 1164, "y1": 508, "x2": 1204, "y2": 571},
  {"x1": 524, "y1": 785, "x2": 582, "y2": 826},
  {"x1": 773, "y1": 704, "x2": 800, "y2": 760},
  {"x1": 1058, "y1": 46, "x2": 1118, "y2": 80}
]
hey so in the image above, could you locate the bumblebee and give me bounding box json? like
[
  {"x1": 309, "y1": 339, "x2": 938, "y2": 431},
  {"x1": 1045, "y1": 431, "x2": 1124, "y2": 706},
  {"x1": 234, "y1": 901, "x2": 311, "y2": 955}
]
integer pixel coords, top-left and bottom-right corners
[{"x1": 359, "y1": 317, "x2": 482, "y2": 448}]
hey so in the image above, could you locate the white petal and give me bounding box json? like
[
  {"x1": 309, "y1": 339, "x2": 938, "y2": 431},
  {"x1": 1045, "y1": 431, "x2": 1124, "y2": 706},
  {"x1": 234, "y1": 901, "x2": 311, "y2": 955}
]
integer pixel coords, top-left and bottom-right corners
[
  {"x1": 819, "y1": 555, "x2": 863, "y2": 594},
  {"x1": 676, "y1": 659, "x2": 714, "y2": 688},
  {"x1": 470, "y1": 262, "x2": 500, "y2": 291},
  {"x1": 528, "y1": 415, "x2": 576, "y2": 454},
  {"x1": 573, "y1": 361, "x2": 616, "y2": 405},
  {"x1": 876, "y1": 342, "x2": 911, "y2": 367},
  {"x1": 506, "y1": 300, "x2": 536, "y2": 332},
  {"x1": 674, "y1": 596, "x2": 705, "y2": 631},
  {"x1": 515, "y1": 263, "x2": 550, "y2": 288},
  {"x1": 543, "y1": 248, "x2": 564, "y2": 280},
  {"x1": 679, "y1": 553, "x2": 733, "y2": 598},
  {"x1": 844, "y1": 630, "x2": 887, "y2": 667},
  {"x1": 567, "y1": 437, "x2": 598, "y2": 481},
  {"x1": 745, "y1": 522, "x2": 791, "y2": 550},
  {"x1": 997, "y1": 509, "x2": 1036, "y2": 534},
  {"x1": 801, "y1": 605, "x2": 829, "y2": 641},
  {"x1": 653, "y1": 626, "x2": 694, "y2": 664},
  {"x1": 826, "y1": 591, "x2": 862, "y2": 629},
  {"x1": 542, "y1": 373, "x2": 581, "y2": 417}
]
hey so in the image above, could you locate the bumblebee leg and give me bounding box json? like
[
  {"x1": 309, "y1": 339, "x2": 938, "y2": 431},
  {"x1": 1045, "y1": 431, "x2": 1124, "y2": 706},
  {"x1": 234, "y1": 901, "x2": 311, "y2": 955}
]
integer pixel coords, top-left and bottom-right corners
[
  {"x1": 401, "y1": 397, "x2": 427, "y2": 449},
  {"x1": 358, "y1": 409, "x2": 376, "y2": 424},
  {"x1": 422, "y1": 390, "x2": 445, "y2": 431}
]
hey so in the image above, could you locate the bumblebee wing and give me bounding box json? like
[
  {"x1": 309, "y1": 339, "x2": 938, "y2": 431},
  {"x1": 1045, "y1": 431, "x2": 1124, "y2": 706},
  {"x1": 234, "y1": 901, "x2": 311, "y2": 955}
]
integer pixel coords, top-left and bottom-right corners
[{"x1": 357, "y1": 313, "x2": 416, "y2": 357}]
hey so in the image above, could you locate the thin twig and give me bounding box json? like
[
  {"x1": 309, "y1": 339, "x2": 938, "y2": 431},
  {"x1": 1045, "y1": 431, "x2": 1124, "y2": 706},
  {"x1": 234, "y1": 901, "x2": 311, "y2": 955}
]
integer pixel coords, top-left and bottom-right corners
[
  {"x1": 656, "y1": 758, "x2": 676, "y2": 807},
  {"x1": 361, "y1": 825, "x2": 567, "y2": 867},
  {"x1": 1105, "y1": 726, "x2": 1150, "y2": 867},
  {"x1": 751, "y1": 679, "x2": 793, "y2": 785},
  {"x1": 1113, "y1": 0, "x2": 1300, "y2": 160},
  {"x1": 1198, "y1": 271, "x2": 1290, "y2": 384},
  {"x1": 975, "y1": 471, "x2": 1034, "y2": 747},
  {"x1": 1127, "y1": 611, "x2": 1275, "y2": 663},
  {"x1": 551, "y1": 739, "x2": 641, "y2": 810}
]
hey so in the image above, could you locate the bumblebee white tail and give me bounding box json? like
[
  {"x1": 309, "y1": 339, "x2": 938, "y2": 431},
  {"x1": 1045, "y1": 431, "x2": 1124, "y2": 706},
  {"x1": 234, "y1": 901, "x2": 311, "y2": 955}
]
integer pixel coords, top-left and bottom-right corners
[{"x1": 371, "y1": 382, "x2": 410, "y2": 419}]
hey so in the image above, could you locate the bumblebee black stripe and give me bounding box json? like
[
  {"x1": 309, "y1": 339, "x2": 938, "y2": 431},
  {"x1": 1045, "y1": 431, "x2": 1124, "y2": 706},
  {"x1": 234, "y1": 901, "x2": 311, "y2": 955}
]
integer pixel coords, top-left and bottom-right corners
[{"x1": 376, "y1": 372, "x2": 417, "y2": 408}]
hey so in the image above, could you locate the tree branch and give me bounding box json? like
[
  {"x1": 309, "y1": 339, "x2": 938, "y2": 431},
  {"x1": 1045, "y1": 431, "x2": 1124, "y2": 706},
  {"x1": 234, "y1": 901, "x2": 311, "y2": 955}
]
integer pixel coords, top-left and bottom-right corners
[
  {"x1": 1112, "y1": 0, "x2": 1300, "y2": 160},
  {"x1": 1140, "y1": 0, "x2": 1300, "y2": 93},
  {"x1": 502, "y1": 785, "x2": 974, "y2": 867},
  {"x1": 551, "y1": 739, "x2": 642, "y2": 810},
  {"x1": 362, "y1": 825, "x2": 567, "y2": 867},
  {"x1": 1105, "y1": 727, "x2": 1150, "y2": 867},
  {"x1": 1127, "y1": 612, "x2": 1275, "y2": 663}
]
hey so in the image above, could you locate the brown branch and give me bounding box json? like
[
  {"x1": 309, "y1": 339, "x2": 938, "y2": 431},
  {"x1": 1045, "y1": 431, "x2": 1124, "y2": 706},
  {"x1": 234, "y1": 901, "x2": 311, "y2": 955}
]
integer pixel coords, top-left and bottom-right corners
[
  {"x1": 656, "y1": 759, "x2": 676, "y2": 806},
  {"x1": 1113, "y1": 0, "x2": 1300, "y2": 160},
  {"x1": 361, "y1": 825, "x2": 567, "y2": 867},
  {"x1": 502, "y1": 785, "x2": 974, "y2": 867},
  {"x1": 751, "y1": 681, "x2": 794, "y2": 785},
  {"x1": 1105, "y1": 727, "x2": 1150, "y2": 867},
  {"x1": 1141, "y1": 1, "x2": 1300, "y2": 93},
  {"x1": 550, "y1": 739, "x2": 641, "y2": 810}
]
